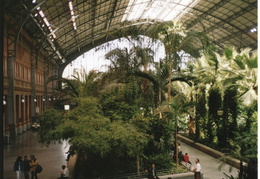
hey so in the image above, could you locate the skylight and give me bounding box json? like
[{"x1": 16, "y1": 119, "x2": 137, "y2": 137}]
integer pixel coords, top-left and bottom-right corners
[{"x1": 122, "y1": 0, "x2": 200, "y2": 22}]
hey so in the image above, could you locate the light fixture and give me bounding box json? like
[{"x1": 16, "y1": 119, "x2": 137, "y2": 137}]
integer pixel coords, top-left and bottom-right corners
[
  {"x1": 68, "y1": 1, "x2": 77, "y2": 30},
  {"x1": 21, "y1": 96, "x2": 25, "y2": 103},
  {"x1": 43, "y1": 98, "x2": 45, "y2": 102},
  {"x1": 39, "y1": 10, "x2": 45, "y2": 18},
  {"x1": 43, "y1": 18, "x2": 50, "y2": 27},
  {"x1": 34, "y1": 98, "x2": 37, "y2": 102},
  {"x1": 250, "y1": 27, "x2": 257, "y2": 33},
  {"x1": 64, "y1": 105, "x2": 70, "y2": 111},
  {"x1": 32, "y1": 0, "x2": 37, "y2": 3},
  {"x1": 49, "y1": 97, "x2": 51, "y2": 101},
  {"x1": 3, "y1": 96, "x2": 6, "y2": 105},
  {"x1": 217, "y1": 109, "x2": 224, "y2": 116}
]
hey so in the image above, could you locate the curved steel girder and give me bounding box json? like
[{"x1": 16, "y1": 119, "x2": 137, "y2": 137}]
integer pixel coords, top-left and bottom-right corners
[
  {"x1": 60, "y1": 20, "x2": 154, "y2": 55},
  {"x1": 186, "y1": 0, "x2": 230, "y2": 29},
  {"x1": 58, "y1": 35, "x2": 121, "y2": 77},
  {"x1": 58, "y1": 25, "x2": 151, "y2": 76},
  {"x1": 206, "y1": 2, "x2": 257, "y2": 39},
  {"x1": 186, "y1": 2, "x2": 257, "y2": 43},
  {"x1": 22, "y1": 2, "x2": 65, "y2": 63},
  {"x1": 13, "y1": 1, "x2": 47, "y2": 60}
]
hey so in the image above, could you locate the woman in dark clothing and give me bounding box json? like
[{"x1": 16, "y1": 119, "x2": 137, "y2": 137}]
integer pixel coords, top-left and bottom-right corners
[{"x1": 14, "y1": 156, "x2": 23, "y2": 179}]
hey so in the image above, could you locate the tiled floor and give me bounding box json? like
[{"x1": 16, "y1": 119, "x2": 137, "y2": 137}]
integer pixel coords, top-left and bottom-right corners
[{"x1": 4, "y1": 130, "x2": 71, "y2": 179}]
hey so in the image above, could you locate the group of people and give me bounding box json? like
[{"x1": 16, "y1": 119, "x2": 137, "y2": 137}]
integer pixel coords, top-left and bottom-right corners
[
  {"x1": 147, "y1": 159, "x2": 201, "y2": 179},
  {"x1": 14, "y1": 155, "x2": 69, "y2": 179},
  {"x1": 175, "y1": 142, "x2": 202, "y2": 179},
  {"x1": 13, "y1": 155, "x2": 38, "y2": 179}
]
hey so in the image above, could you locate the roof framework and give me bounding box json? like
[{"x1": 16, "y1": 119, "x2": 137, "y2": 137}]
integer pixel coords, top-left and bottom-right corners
[{"x1": 4, "y1": 0, "x2": 257, "y2": 70}]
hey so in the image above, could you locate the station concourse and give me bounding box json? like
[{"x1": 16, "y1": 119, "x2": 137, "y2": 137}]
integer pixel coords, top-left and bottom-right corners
[{"x1": 4, "y1": 130, "x2": 239, "y2": 179}]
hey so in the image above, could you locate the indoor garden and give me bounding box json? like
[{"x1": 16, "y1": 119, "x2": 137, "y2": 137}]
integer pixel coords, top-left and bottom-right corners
[{"x1": 37, "y1": 21, "x2": 257, "y2": 179}]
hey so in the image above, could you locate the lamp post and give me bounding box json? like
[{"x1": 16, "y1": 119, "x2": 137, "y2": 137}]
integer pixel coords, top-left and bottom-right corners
[
  {"x1": 217, "y1": 109, "x2": 223, "y2": 116},
  {"x1": 217, "y1": 108, "x2": 228, "y2": 151}
]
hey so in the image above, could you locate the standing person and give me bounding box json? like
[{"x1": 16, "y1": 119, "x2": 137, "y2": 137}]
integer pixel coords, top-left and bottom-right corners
[
  {"x1": 148, "y1": 164, "x2": 159, "y2": 179},
  {"x1": 65, "y1": 147, "x2": 74, "y2": 162},
  {"x1": 177, "y1": 142, "x2": 181, "y2": 151},
  {"x1": 29, "y1": 155, "x2": 38, "y2": 179},
  {"x1": 192, "y1": 158, "x2": 202, "y2": 179},
  {"x1": 23, "y1": 156, "x2": 30, "y2": 179},
  {"x1": 14, "y1": 156, "x2": 23, "y2": 179},
  {"x1": 60, "y1": 165, "x2": 69, "y2": 179}
]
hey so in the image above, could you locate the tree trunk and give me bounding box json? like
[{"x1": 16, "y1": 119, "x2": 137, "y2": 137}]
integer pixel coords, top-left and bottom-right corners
[{"x1": 136, "y1": 153, "x2": 140, "y2": 176}]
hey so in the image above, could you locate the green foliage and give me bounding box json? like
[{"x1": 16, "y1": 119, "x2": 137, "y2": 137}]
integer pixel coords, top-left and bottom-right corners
[
  {"x1": 144, "y1": 153, "x2": 173, "y2": 170},
  {"x1": 38, "y1": 108, "x2": 64, "y2": 144},
  {"x1": 39, "y1": 96, "x2": 150, "y2": 177}
]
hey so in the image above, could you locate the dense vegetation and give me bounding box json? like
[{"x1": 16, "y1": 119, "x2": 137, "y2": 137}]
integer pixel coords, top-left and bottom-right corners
[{"x1": 38, "y1": 21, "x2": 257, "y2": 179}]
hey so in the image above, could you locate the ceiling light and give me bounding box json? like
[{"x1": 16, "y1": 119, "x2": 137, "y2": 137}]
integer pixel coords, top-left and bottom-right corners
[
  {"x1": 69, "y1": 1, "x2": 73, "y2": 10},
  {"x1": 250, "y1": 27, "x2": 257, "y2": 33},
  {"x1": 39, "y1": 10, "x2": 44, "y2": 18},
  {"x1": 43, "y1": 17, "x2": 50, "y2": 26},
  {"x1": 68, "y1": 1, "x2": 77, "y2": 30},
  {"x1": 32, "y1": 0, "x2": 37, "y2": 3},
  {"x1": 52, "y1": 33, "x2": 56, "y2": 38}
]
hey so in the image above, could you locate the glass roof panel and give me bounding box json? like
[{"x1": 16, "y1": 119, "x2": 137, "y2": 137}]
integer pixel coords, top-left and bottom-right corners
[{"x1": 122, "y1": 0, "x2": 201, "y2": 22}]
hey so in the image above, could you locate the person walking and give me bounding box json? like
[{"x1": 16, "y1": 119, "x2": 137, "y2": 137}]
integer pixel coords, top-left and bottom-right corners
[
  {"x1": 59, "y1": 165, "x2": 69, "y2": 179},
  {"x1": 29, "y1": 155, "x2": 38, "y2": 179},
  {"x1": 192, "y1": 158, "x2": 202, "y2": 179},
  {"x1": 14, "y1": 156, "x2": 23, "y2": 179},
  {"x1": 23, "y1": 156, "x2": 30, "y2": 179}
]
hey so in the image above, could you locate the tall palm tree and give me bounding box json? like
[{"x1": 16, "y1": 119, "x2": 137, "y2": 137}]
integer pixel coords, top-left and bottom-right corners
[
  {"x1": 188, "y1": 45, "x2": 224, "y2": 144},
  {"x1": 105, "y1": 45, "x2": 156, "y2": 113},
  {"x1": 148, "y1": 21, "x2": 209, "y2": 102},
  {"x1": 218, "y1": 47, "x2": 257, "y2": 148}
]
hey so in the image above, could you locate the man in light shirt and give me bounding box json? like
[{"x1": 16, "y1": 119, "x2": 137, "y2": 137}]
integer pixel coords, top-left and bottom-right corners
[
  {"x1": 192, "y1": 158, "x2": 201, "y2": 179},
  {"x1": 60, "y1": 165, "x2": 69, "y2": 179}
]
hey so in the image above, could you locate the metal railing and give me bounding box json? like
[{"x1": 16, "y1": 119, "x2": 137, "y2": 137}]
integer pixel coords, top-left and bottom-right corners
[{"x1": 91, "y1": 169, "x2": 180, "y2": 179}]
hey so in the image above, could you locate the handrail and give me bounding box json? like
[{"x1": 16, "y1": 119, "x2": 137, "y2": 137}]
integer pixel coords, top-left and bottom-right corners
[{"x1": 90, "y1": 168, "x2": 187, "y2": 179}]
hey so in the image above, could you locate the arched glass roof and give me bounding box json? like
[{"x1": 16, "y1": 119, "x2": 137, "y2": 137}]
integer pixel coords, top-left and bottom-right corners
[{"x1": 4, "y1": 0, "x2": 257, "y2": 67}]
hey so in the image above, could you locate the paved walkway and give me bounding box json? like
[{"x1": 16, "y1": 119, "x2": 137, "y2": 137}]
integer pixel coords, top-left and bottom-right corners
[
  {"x1": 4, "y1": 130, "x2": 239, "y2": 179},
  {"x1": 178, "y1": 141, "x2": 239, "y2": 179}
]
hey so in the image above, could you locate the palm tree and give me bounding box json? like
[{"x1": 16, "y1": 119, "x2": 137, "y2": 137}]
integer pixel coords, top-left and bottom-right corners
[
  {"x1": 105, "y1": 45, "x2": 156, "y2": 114},
  {"x1": 188, "y1": 45, "x2": 224, "y2": 144},
  {"x1": 217, "y1": 47, "x2": 257, "y2": 149},
  {"x1": 148, "y1": 21, "x2": 208, "y2": 102},
  {"x1": 220, "y1": 47, "x2": 257, "y2": 106}
]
